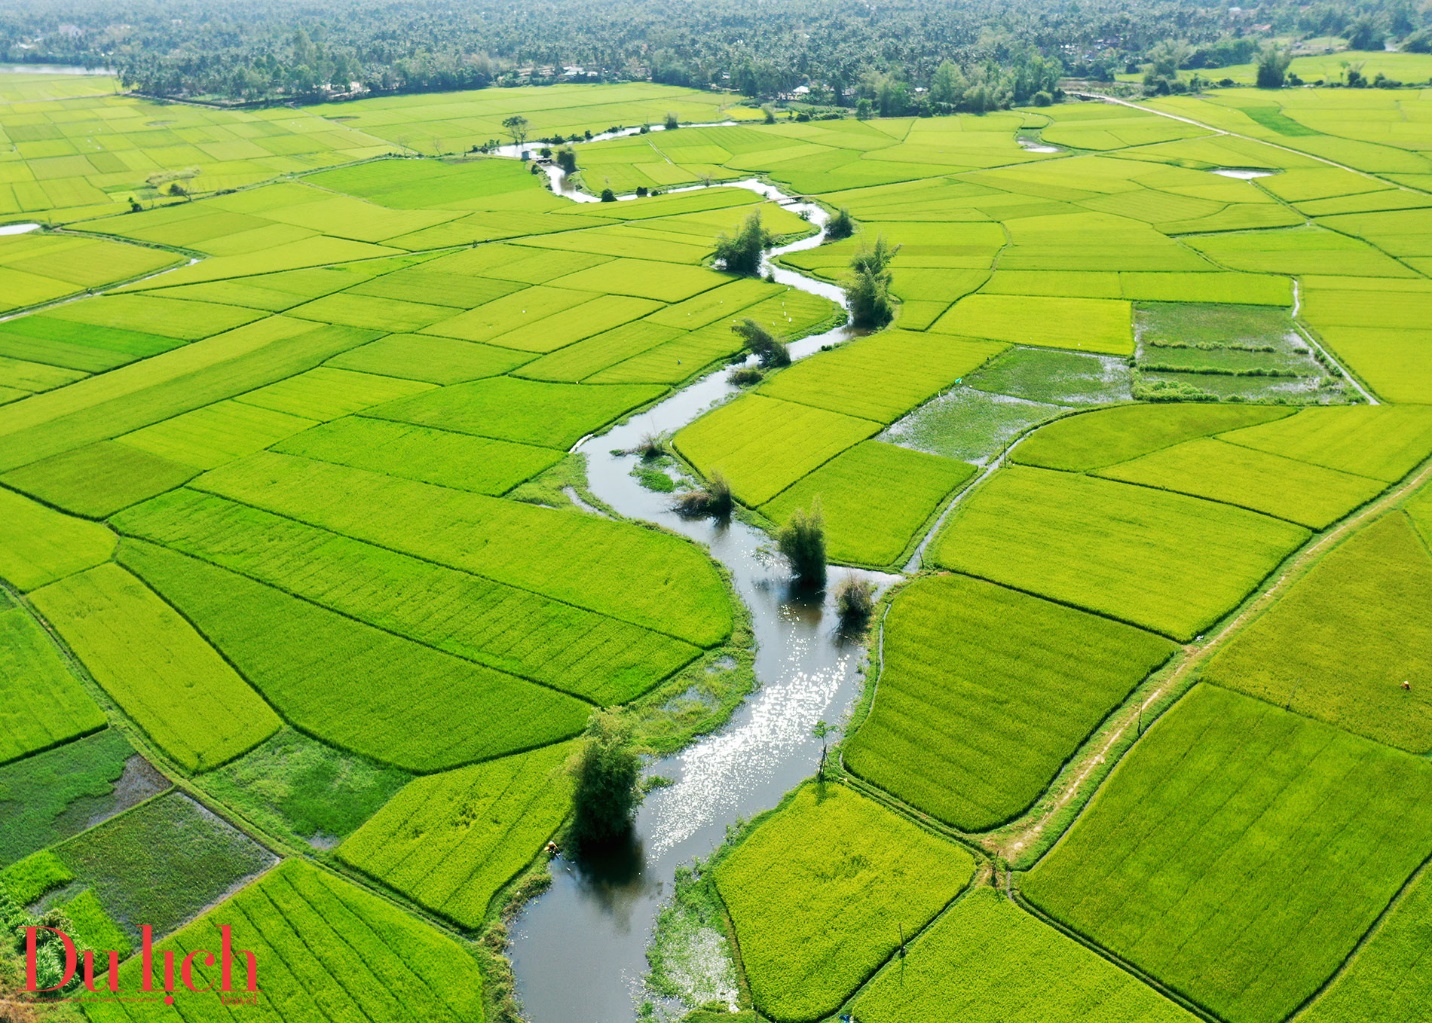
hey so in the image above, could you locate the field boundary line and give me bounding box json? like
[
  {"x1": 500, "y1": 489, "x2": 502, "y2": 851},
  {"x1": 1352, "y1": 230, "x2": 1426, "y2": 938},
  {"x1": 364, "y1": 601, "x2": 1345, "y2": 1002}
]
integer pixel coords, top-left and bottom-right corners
[
  {"x1": 113, "y1": 528, "x2": 615, "y2": 706},
  {"x1": 0, "y1": 244, "x2": 200, "y2": 328},
  {"x1": 109, "y1": 538, "x2": 591, "y2": 777},
  {"x1": 1071, "y1": 91, "x2": 1432, "y2": 197},
  {"x1": 997, "y1": 453, "x2": 1432, "y2": 861},
  {"x1": 1288, "y1": 279, "x2": 1379, "y2": 404},
  {"x1": 1012, "y1": 889, "x2": 1225, "y2": 1023},
  {"x1": 179, "y1": 485, "x2": 718, "y2": 648},
  {"x1": 1285, "y1": 849, "x2": 1432, "y2": 1021}
]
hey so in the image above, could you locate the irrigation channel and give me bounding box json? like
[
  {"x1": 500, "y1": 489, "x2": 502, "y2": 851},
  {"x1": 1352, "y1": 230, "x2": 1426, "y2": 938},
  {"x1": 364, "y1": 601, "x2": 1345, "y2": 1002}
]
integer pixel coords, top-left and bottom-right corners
[{"x1": 501, "y1": 151, "x2": 901, "y2": 1020}]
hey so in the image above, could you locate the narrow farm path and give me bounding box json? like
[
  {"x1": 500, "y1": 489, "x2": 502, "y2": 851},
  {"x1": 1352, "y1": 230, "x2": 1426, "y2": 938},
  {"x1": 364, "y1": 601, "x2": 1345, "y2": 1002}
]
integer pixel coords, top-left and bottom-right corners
[
  {"x1": 993, "y1": 453, "x2": 1432, "y2": 863},
  {"x1": 1073, "y1": 90, "x2": 1432, "y2": 197}
]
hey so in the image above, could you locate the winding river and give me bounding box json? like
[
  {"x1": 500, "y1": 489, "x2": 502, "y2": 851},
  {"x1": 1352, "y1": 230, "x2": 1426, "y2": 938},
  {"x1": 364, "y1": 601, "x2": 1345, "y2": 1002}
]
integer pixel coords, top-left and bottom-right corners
[{"x1": 503, "y1": 157, "x2": 898, "y2": 1020}]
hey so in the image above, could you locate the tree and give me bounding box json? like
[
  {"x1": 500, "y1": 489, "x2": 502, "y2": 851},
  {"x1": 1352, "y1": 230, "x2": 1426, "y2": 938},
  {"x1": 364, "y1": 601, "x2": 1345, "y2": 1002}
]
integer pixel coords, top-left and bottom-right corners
[
  {"x1": 844, "y1": 236, "x2": 900, "y2": 329},
  {"x1": 713, "y1": 210, "x2": 770, "y2": 276},
  {"x1": 600, "y1": 187, "x2": 617, "y2": 202},
  {"x1": 1404, "y1": 28, "x2": 1432, "y2": 53},
  {"x1": 1346, "y1": 15, "x2": 1383, "y2": 51},
  {"x1": 834, "y1": 576, "x2": 875, "y2": 627},
  {"x1": 502, "y1": 114, "x2": 530, "y2": 147},
  {"x1": 664, "y1": 111, "x2": 680, "y2": 130},
  {"x1": 777, "y1": 500, "x2": 826, "y2": 587},
  {"x1": 812, "y1": 720, "x2": 833, "y2": 779},
  {"x1": 731, "y1": 318, "x2": 789, "y2": 367},
  {"x1": 1255, "y1": 46, "x2": 1292, "y2": 88},
  {"x1": 930, "y1": 60, "x2": 967, "y2": 112},
  {"x1": 824, "y1": 208, "x2": 855, "y2": 241},
  {"x1": 569, "y1": 712, "x2": 640, "y2": 850},
  {"x1": 556, "y1": 147, "x2": 578, "y2": 174}
]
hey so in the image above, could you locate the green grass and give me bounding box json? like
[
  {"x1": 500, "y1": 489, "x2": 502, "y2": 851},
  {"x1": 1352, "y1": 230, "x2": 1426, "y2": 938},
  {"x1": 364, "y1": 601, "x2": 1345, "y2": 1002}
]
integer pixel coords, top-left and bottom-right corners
[
  {"x1": 1120, "y1": 272, "x2": 1291, "y2": 306},
  {"x1": 514, "y1": 320, "x2": 684, "y2": 382},
  {"x1": 673, "y1": 394, "x2": 881, "y2": 506},
  {"x1": 81, "y1": 859, "x2": 487, "y2": 1023},
  {"x1": 1183, "y1": 225, "x2": 1412, "y2": 278},
  {"x1": 550, "y1": 258, "x2": 726, "y2": 303},
  {"x1": 289, "y1": 292, "x2": 457, "y2": 332},
  {"x1": 326, "y1": 333, "x2": 534, "y2": 384},
  {"x1": 0, "y1": 597, "x2": 106, "y2": 765},
  {"x1": 193, "y1": 452, "x2": 732, "y2": 647},
  {"x1": 966, "y1": 347, "x2": 1131, "y2": 406},
  {"x1": 44, "y1": 294, "x2": 266, "y2": 342},
  {"x1": 118, "y1": 539, "x2": 589, "y2": 773},
  {"x1": 645, "y1": 278, "x2": 780, "y2": 329},
  {"x1": 368, "y1": 376, "x2": 665, "y2": 449},
  {"x1": 0, "y1": 486, "x2": 115, "y2": 591},
  {"x1": 846, "y1": 573, "x2": 1175, "y2": 831},
  {"x1": 1012, "y1": 402, "x2": 1294, "y2": 472},
  {"x1": 761, "y1": 442, "x2": 973, "y2": 567},
  {"x1": 338, "y1": 742, "x2": 574, "y2": 928},
  {"x1": 428, "y1": 291, "x2": 661, "y2": 352},
  {"x1": 29, "y1": 563, "x2": 280, "y2": 772},
  {"x1": 1218, "y1": 405, "x2": 1432, "y2": 483},
  {"x1": 715, "y1": 783, "x2": 975, "y2": 1023},
  {"x1": 234, "y1": 366, "x2": 433, "y2": 421},
  {"x1": 932, "y1": 295, "x2": 1134, "y2": 355},
  {"x1": 54, "y1": 791, "x2": 275, "y2": 942},
  {"x1": 118, "y1": 398, "x2": 318, "y2": 471},
  {"x1": 0, "y1": 730, "x2": 165, "y2": 867},
  {"x1": 114, "y1": 488, "x2": 700, "y2": 704},
  {"x1": 1097, "y1": 437, "x2": 1385, "y2": 530},
  {"x1": 0, "y1": 318, "x2": 378, "y2": 474},
  {"x1": 1024, "y1": 684, "x2": 1432, "y2": 1023},
  {"x1": 58, "y1": 888, "x2": 133, "y2": 958},
  {"x1": 1203, "y1": 512, "x2": 1432, "y2": 754},
  {"x1": 1300, "y1": 862, "x2": 1432, "y2": 1023},
  {"x1": 201, "y1": 728, "x2": 412, "y2": 849},
  {"x1": 849, "y1": 889, "x2": 1196, "y2": 1023},
  {"x1": 275, "y1": 416, "x2": 563, "y2": 495},
  {"x1": 929, "y1": 467, "x2": 1309, "y2": 641},
  {"x1": 1136, "y1": 302, "x2": 1295, "y2": 348},
  {"x1": 2, "y1": 440, "x2": 198, "y2": 518},
  {"x1": 883, "y1": 388, "x2": 1066, "y2": 465},
  {"x1": 757, "y1": 330, "x2": 1005, "y2": 423},
  {"x1": 2, "y1": 849, "x2": 74, "y2": 905}
]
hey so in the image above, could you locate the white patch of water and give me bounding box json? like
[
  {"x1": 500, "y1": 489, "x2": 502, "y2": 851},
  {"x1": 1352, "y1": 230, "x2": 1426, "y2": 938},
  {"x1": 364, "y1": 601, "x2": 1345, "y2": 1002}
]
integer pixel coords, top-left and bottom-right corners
[{"x1": 1212, "y1": 168, "x2": 1275, "y2": 179}]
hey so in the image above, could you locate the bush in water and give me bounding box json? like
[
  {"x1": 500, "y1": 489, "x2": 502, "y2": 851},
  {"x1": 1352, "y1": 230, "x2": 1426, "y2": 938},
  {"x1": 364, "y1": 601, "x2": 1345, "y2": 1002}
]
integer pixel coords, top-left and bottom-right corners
[
  {"x1": 569, "y1": 712, "x2": 640, "y2": 850},
  {"x1": 835, "y1": 576, "x2": 875, "y2": 627},
  {"x1": 731, "y1": 317, "x2": 790, "y2": 367},
  {"x1": 844, "y1": 235, "x2": 899, "y2": 329},
  {"x1": 824, "y1": 208, "x2": 855, "y2": 241},
  {"x1": 674, "y1": 471, "x2": 733, "y2": 520},
  {"x1": 714, "y1": 211, "x2": 770, "y2": 277},
  {"x1": 778, "y1": 500, "x2": 827, "y2": 588}
]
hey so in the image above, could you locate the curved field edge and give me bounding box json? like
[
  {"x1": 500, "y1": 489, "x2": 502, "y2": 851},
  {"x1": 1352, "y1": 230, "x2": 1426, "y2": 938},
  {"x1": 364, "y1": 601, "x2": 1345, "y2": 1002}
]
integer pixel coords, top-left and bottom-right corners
[{"x1": 823, "y1": 434, "x2": 1432, "y2": 872}]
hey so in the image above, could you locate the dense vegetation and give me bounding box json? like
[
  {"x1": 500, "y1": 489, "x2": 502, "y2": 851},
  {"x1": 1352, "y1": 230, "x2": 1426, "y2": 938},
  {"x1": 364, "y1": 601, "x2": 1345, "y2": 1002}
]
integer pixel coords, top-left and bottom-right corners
[
  {"x1": 5, "y1": 55, "x2": 1432, "y2": 1023},
  {"x1": 9, "y1": 0, "x2": 1426, "y2": 106}
]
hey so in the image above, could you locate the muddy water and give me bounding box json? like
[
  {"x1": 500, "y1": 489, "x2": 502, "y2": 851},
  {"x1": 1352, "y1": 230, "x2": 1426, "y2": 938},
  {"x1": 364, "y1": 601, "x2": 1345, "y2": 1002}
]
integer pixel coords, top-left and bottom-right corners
[{"x1": 506, "y1": 176, "x2": 894, "y2": 1020}]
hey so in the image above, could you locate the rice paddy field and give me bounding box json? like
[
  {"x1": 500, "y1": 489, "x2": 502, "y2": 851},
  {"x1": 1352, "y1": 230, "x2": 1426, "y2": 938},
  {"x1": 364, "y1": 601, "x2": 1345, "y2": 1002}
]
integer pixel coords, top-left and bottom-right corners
[{"x1": 3, "y1": 65, "x2": 1432, "y2": 1023}]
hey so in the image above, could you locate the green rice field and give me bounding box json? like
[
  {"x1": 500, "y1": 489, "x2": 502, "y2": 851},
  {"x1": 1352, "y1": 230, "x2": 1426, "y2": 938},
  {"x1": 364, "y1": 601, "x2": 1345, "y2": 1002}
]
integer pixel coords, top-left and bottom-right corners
[
  {"x1": 715, "y1": 783, "x2": 974, "y2": 1022},
  {"x1": 845, "y1": 573, "x2": 1175, "y2": 830},
  {"x1": 1024, "y1": 685, "x2": 1432, "y2": 1023},
  {"x1": 2, "y1": 66, "x2": 1432, "y2": 1023}
]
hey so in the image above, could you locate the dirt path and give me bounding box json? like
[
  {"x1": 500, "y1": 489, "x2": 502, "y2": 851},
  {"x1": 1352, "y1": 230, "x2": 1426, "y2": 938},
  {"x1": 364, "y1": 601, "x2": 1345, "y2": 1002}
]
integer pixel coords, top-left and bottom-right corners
[
  {"x1": 995, "y1": 455, "x2": 1432, "y2": 862},
  {"x1": 1071, "y1": 90, "x2": 1432, "y2": 196}
]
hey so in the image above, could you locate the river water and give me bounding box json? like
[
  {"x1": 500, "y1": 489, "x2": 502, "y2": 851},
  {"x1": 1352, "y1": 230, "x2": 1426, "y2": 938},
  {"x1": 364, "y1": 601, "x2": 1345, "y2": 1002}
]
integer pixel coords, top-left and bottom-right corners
[{"x1": 505, "y1": 169, "x2": 896, "y2": 1020}]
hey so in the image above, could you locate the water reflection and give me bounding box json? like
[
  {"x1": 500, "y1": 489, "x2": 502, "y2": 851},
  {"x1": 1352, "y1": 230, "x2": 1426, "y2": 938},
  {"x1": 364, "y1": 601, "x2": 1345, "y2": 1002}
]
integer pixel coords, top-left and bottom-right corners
[{"x1": 507, "y1": 162, "x2": 897, "y2": 1023}]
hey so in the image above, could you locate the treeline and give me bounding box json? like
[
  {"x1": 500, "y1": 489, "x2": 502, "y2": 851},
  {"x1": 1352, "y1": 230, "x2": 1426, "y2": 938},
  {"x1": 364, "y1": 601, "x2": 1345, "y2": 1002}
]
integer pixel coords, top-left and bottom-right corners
[{"x1": 1, "y1": 0, "x2": 1427, "y2": 105}]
